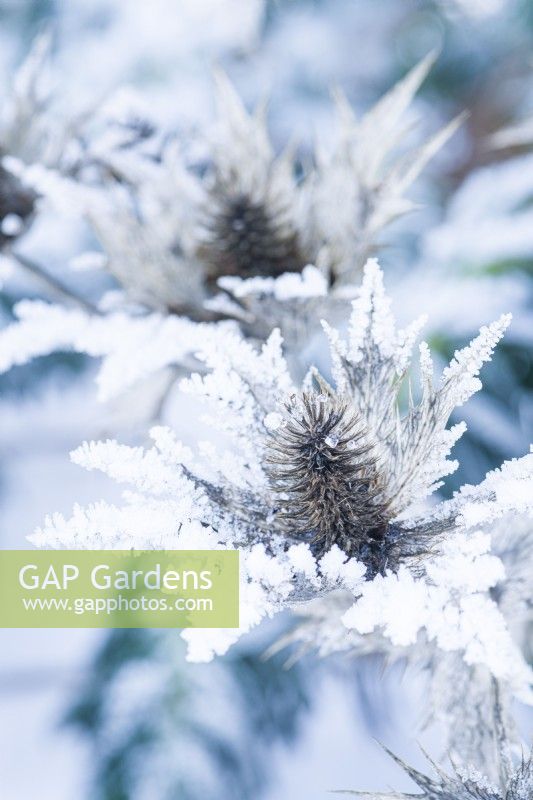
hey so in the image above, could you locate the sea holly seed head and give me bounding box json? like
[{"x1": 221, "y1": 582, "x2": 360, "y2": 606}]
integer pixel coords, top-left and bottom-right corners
[{"x1": 266, "y1": 391, "x2": 393, "y2": 577}]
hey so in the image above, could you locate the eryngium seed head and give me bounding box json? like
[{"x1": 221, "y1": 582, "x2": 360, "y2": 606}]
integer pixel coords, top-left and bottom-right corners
[
  {"x1": 200, "y1": 192, "x2": 306, "y2": 284},
  {"x1": 267, "y1": 392, "x2": 392, "y2": 577}
]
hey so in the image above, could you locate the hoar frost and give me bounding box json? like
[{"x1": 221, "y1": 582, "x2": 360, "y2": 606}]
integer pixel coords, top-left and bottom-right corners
[{"x1": 29, "y1": 261, "x2": 532, "y2": 712}]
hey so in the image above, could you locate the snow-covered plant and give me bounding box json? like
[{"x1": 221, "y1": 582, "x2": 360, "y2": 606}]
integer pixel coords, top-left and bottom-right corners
[
  {"x1": 300, "y1": 53, "x2": 463, "y2": 287},
  {"x1": 30, "y1": 260, "x2": 532, "y2": 721},
  {"x1": 75, "y1": 51, "x2": 461, "y2": 299},
  {"x1": 341, "y1": 687, "x2": 532, "y2": 800},
  {"x1": 271, "y1": 507, "x2": 533, "y2": 770},
  {"x1": 0, "y1": 53, "x2": 462, "y2": 397}
]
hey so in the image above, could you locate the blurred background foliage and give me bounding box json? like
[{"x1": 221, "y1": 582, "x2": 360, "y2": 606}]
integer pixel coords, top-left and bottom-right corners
[{"x1": 66, "y1": 628, "x2": 313, "y2": 800}]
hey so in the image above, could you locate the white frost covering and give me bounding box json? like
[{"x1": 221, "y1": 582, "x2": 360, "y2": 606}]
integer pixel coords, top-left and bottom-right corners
[
  {"x1": 27, "y1": 261, "x2": 532, "y2": 695},
  {"x1": 0, "y1": 53, "x2": 466, "y2": 411},
  {"x1": 218, "y1": 265, "x2": 328, "y2": 300},
  {"x1": 437, "y1": 448, "x2": 533, "y2": 530},
  {"x1": 0, "y1": 300, "x2": 233, "y2": 401},
  {"x1": 342, "y1": 532, "x2": 532, "y2": 696}
]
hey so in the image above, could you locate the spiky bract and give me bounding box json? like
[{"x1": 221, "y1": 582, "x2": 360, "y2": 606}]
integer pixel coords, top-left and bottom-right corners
[
  {"x1": 346, "y1": 746, "x2": 532, "y2": 800},
  {"x1": 267, "y1": 391, "x2": 393, "y2": 576},
  {"x1": 343, "y1": 687, "x2": 532, "y2": 800}
]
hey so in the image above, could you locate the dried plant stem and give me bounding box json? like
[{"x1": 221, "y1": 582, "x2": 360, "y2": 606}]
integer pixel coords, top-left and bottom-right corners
[{"x1": 11, "y1": 251, "x2": 101, "y2": 314}]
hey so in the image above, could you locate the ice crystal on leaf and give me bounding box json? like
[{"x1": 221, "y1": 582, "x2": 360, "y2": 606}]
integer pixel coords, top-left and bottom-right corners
[{"x1": 29, "y1": 258, "x2": 532, "y2": 727}]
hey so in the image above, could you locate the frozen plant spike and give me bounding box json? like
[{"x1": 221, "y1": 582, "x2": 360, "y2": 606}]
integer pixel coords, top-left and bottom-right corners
[
  {"x1": 357, "y1": 49, "x2": 439, "y2": 182},
  {"x1": 490, "y1": 116, "x2": 533, "y2": 150},
  {"x1": 339, "y1": 691, "x2": 532, "y2": 800},
  {"x1": 306, "y1": 53, "x2": 464, "y2": 284},
  {"x1": 324, "y1": 260, "x2": 511, "y2": 513}
]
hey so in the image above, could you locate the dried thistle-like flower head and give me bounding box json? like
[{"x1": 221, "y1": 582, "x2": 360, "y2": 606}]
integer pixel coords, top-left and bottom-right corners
[
  {"x1": 338, "y1": 679, "x2": 533, "y2": 800},
  {"x1": 196, "y1": 71, "x2": 309, "y2": 284},
  {"x1": 267, "y1": 390, "x2": 391, "y2": 576},
  {"x1": 56, "y1": 54, "x2": 460, "y2": 320},
  {"x1": 200, "y1": 191, "x2": 306, "y2": 283}
]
